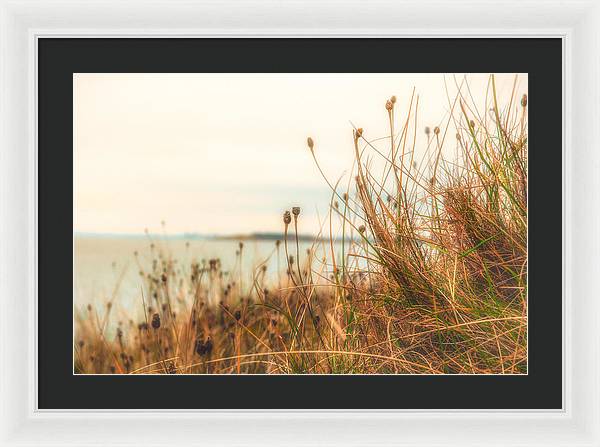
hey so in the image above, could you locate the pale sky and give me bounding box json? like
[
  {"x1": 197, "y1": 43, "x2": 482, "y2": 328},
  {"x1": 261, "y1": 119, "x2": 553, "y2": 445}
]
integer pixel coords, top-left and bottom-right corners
[{"x1": 74, "y1": 73, "x2": 526, "y2": 235}]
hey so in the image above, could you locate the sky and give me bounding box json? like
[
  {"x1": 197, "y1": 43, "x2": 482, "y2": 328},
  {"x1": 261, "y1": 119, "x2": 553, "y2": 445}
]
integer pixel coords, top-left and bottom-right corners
[{"x1": 74, "y1": 73, "x2": 527, "y2": 236}]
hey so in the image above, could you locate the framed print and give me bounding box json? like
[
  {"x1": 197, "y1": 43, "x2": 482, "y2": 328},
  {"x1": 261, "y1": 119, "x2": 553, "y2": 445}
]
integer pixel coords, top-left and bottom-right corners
[
  {"x1": 40, "y1": 37, "x2": 560, "y2": 410},
  {"x1": 1, "y1": 1, "x2": 599, "y2": 446}
]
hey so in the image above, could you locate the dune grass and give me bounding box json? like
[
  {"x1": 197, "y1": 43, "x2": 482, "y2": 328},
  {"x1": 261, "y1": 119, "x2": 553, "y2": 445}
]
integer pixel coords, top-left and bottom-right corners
[{"x1": 74, "y1": 75, "x2": 527, "y2": 374}]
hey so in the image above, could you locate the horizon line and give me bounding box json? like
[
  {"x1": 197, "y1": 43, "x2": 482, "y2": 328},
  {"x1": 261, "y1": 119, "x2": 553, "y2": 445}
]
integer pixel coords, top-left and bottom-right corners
[{"x1": 73, "y1": 231, "x2": 327, "y2": 240}]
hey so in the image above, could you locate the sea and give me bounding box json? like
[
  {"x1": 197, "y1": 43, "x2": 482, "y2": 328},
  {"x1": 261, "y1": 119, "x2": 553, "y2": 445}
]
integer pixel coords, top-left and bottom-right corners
[{"x1": 74, "y1": 234, "x2": 345, "y2": 323}]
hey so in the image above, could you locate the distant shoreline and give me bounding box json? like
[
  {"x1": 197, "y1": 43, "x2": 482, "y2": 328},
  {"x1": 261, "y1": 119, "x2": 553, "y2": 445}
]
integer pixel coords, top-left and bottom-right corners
[{"x1": 74, "y1": 231, "x2": 328, "y2": 242}]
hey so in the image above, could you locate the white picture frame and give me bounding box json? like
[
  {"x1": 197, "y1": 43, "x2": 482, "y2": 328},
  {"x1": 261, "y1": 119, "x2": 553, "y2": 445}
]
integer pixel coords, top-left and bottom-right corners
[{"x1": 0, "y1": 0, "x2": 598, "y2": 445}]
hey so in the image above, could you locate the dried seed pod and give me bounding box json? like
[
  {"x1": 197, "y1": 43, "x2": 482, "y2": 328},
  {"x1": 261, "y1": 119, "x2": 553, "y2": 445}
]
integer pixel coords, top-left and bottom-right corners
[
  {"x1": 283, "y1": 211, "x2": 291, "y2": 225},
  {"x1": 151, "y1": 313, "x2": 161, "y2": 329},
  {"x1": 521, "y1": 94, "x2": 528, "y2": 107},
  {"x1": 307, "y1": 137, "x2": 314, "y2": 150},
  {"x1": 434, "y1": 126, "x2": 440, "y2": 135},
  {"x1": 195, "y1": 337, "x2": 213, "y2": 356},
  {"x1": 292, "y1": 206, "x2": 301, "y2": 217},
  {"x1": 194, "y1": 337, "x2": 204, "y2": 356}
]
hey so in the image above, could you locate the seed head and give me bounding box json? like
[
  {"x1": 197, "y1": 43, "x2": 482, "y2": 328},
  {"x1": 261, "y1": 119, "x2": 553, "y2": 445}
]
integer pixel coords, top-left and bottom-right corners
[
  {"x1": 358, "y1": 225, "x2": 366, "y2": 234},
  {"x1": 385, "y1": 100, "x2": 393, "y2": 111},
  {"x1": 194, "y1": 336, "x2": 213, "y2": 356},
  {"x1": 292, "y1": 206, "x2": 301, "y2": 217},
  {"x1": 521, "y1": 94, "x2": 528, "y2": 107},
  {"x1": 434, "y1": 126, "x2": 440, "y2": 135},
  {"x1": 151, "y1": 313, "x2": 161, "y2": 329},
  {"x1": 469, "y1": 120, "x2": 475, "y2": 129},
  {"x1": 283, "y1": 210, "x2": 291, "y2": 225},
  {"x1": 355, "y1": 128, "x2": 363, "y2": 139},
  {"x1": 390, "y1": 95, "x2": 397, "y2": 104},
  {"x1": 307, "y1": 137, "x2": 314, "y2": 151},
  {"x1": 205, "y1": 337, "x2": 213, "y2": 355},
  {"x1": 425, "y1": 126, "x2": 431, "y2": 136}
]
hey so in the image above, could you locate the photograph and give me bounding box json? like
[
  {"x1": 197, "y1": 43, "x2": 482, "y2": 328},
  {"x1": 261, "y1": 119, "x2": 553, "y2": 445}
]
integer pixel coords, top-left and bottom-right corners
[{"x1": 73, "y1": 72, "x2": 528, "y2": 375}]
